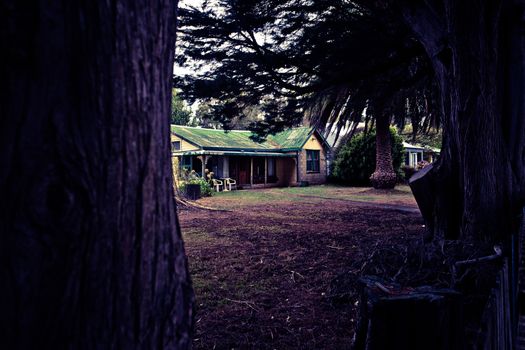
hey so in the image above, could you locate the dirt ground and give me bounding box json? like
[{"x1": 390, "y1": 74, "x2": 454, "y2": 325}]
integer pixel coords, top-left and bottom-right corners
[{"x1": 178, "y1": 185, "x2": 425, "y2": 350}]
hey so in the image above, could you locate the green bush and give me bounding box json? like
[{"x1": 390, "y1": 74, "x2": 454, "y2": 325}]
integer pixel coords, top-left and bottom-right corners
[
  {"x1": 179, "y1": 169, "x2": 213, "y2": 197},
  {"x1": 332, "y1": 128, "x2": 404, "y2": 185}
]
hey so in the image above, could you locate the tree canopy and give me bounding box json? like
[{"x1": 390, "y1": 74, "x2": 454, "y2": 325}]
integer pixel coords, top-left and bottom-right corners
[
  {"x1": 171, "y1": 89, "x2": 192, "y2": 125},
  {"x1": 176, "y1": 0, "x2": 439, "y2": 140}
]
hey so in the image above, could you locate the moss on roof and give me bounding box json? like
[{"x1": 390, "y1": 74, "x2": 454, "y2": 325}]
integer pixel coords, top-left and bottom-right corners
[
  {"x1": 171, "y1": 125, "x2": 314, "y2": 151},
  {"x1": 266, "y1": 127, "x2": 313, "y2": 150}
]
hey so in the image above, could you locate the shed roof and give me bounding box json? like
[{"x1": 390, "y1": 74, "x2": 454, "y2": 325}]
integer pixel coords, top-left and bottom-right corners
[{"x1": 171, "y1": 125, "x2": 326, "y2": 152}]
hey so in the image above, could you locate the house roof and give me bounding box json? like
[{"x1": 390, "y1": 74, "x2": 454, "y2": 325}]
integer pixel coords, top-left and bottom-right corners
[
  {"x1": 175, "y1": 150, "x2": 297, "y2": 157},
  {"x1": 266, "y1": 127, "x2": 314, "y2": 150},
  {"x1": 403, "y1": 142, "x2": 426, "y2": 151},
  {"x1": 171, "y1": 125, "x2": 329, "y2": 152},
  {"x1": 403, "y1": 141, "x2": 441, "y2": 153}
]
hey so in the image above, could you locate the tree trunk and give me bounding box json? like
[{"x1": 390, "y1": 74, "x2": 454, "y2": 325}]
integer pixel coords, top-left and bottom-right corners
[
  {"x1": 0, "y1": 1, "x2": 193, "y2": 348},
  {"x1": 370, "y1": 112, "x2": 397, "y2": 189},
  {"x1": 402, "y1": 0, "x2": 525, "y2": 242}
]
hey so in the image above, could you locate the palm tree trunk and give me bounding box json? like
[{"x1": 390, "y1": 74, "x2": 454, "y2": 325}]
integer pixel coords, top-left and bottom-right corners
[{"x1": 370, "y1": 113, "x2": 397, "y2": 189}]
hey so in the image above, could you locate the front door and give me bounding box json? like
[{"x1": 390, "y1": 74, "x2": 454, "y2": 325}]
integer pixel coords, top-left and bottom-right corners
[
  {"x1": 229, "y1": 157, "x2": 251, "y2": 185},
  {"x1": 238, "y1": 158, "x2": 250, "y2": 185}
]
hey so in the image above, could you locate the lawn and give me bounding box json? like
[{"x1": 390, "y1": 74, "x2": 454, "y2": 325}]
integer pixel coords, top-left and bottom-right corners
[
  {"x1": 197, "y1": 184, "x2": 418, "y2": 209},
  {"x1": 178, "y1": 185, "x2": 424, "y2": 349}
]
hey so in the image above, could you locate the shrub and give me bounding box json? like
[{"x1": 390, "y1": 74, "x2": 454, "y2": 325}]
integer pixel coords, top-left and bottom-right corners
[
  {"x1": 332, "y1": 128, "x2": 404, "y2": 186},
  {"x1": 179, "y1": 169, "x2": 213, "y2": 197},
  {"x1": 416, "y1": 160, "x2": 430, "y2": 170}
]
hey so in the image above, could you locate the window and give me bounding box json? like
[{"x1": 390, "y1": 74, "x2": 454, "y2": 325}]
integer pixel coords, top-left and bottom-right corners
[
  {"x1": 410, "y1": 153, "x2": 417, "y2": 167},
  {"x1": 181, "y1": 155, "x2": 192, "y2": 170},
  {"x1": 267, "y1": 158, "x2": 275, "y2": 177},
  {"x1": 172, "y1": 141, "x2": 181, "y2": 151},
  {"x1": 306, "y1": 150, "x2": 320, "y2": 173}
]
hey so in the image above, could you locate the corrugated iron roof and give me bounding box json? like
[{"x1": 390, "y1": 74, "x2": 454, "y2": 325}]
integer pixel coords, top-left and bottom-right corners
[
  {"x1": 172, "y1": 150, "x2": 296, "y2": 157},
  {"x1": 403, "y1": 141, "x2": 426, "y2": 151},
  {"x1": 266, "y1": 127, "x2": 313, "y2": 149},
  {"x1": 171, "y1": 125, "x2": 314, "y2": 151}
]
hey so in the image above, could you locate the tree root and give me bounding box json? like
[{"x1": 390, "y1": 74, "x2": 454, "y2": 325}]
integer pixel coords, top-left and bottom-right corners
[
  {"x1": 175, "y1": 195, "x2": 231, "y2": 212},
  {"x1": 173, "y1": 182, "x2": 231, "y2": 212}
]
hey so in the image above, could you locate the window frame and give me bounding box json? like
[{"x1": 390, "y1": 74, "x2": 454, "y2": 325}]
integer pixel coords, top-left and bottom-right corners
[
  {"x1": 172, "y1": 141, "x2": 181, "y2": 151},
  {"x1": 306, "y1": 150, "x2": 320, "y2": 173}
]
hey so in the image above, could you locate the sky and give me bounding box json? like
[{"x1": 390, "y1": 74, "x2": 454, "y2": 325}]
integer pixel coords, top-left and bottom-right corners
[{"x1": 174, "y1": 0, "x2": 204, "y2": 76}]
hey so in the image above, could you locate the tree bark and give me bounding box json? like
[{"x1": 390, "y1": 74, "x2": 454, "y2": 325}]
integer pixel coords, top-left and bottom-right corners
[
  {"x1": 402, "y1": 0, "x2": 525, "y2": 242},
  {"x1": 370, "y1": 112, "x2": 397, "y2": 189},
  {"x1": 0, "y1": 1, "x2": 193, "y2": 348}
]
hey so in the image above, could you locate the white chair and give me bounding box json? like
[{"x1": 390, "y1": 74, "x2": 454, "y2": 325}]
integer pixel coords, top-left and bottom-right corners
[
  {"x1": 224, "y1": 178, "x2": 237, "y2": 191},
  {"x1": 212, "y1": 179, "x2": 223, "y2": 192}
]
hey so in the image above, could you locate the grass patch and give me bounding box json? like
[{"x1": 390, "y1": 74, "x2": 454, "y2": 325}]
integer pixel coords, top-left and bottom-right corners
[{"x1": 196, "y1": 184, "x2": 416, "y2": 210}]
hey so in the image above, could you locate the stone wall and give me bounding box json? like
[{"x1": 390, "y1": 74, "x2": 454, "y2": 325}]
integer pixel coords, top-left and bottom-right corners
[{"x1": 297, "y1": 149, "x2": 327, "y2": 184}]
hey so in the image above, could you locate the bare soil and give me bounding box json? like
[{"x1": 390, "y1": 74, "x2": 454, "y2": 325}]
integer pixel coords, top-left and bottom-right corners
[{"x1": 179, "y1": 187, "x2": 425, "y2": 349}]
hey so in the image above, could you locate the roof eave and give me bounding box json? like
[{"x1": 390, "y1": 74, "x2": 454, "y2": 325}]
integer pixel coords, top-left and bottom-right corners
[
  {"x1": 201, "y1": 146, "x2": 278, "y2": 152},
  {"x1": 297, "y1": 128, "x2": 331, "y2": 150}
]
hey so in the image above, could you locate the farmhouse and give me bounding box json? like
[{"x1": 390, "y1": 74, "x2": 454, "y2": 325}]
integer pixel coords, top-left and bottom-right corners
[{"x1": 171, "y1": 125, "x2": 330, "y2": 188}]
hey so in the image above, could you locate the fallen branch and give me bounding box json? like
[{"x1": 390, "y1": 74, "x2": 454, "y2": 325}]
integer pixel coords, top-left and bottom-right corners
[
  {"x1": 173, "y1": 183, "x2": 231, "y2": 212},
  {"x1": 452, "y1": 245, "x2": 502, "y2": 285},
  {"x1": 454, "y1": 245, "x2": 502, "y2": 267},
  {"x1": 175, "y1": 195, "x2": 231, "y2": 212}
]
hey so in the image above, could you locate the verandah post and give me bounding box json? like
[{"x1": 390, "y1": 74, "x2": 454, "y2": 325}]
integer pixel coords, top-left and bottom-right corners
[
  {"x1": 264, "y1": 157, "x2": 268, "y2": 186},
  {"x1": 250, "y1": 157, "x2": 254, "y2": 186}
]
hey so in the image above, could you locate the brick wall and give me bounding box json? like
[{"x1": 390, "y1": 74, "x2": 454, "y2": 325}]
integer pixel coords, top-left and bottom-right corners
[{"x1": 298, "y1": 149, "x2": 327, "y2": 184}]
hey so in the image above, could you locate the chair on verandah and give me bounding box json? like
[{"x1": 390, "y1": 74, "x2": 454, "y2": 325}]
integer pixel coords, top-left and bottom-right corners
[
  {"x1": 212, "y1": 179, "x2": 223, "y2": 192},
  {"x1": 224, "y1": 178, "x2": 237, "y2": 191}
]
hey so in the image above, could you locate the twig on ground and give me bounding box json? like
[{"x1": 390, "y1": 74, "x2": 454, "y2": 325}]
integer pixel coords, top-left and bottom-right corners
[
  {"x1": 287, "y1": 270, "x2": 305, "y2": 283},
  {"x1": 223, "y1": 297, "x2": 260, "y2": 312}
]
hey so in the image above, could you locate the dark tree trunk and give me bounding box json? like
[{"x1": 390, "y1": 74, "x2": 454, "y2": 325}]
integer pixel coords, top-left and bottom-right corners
[
  {"x1": 402, "y1": 0, "x2": 525, "y2": 242},
  {"x1": 0, "y1": 1, "x2": 193, "y2": 348},
  {"x1": 370, "y1": 112, "x2": 397, "y2": 189}
]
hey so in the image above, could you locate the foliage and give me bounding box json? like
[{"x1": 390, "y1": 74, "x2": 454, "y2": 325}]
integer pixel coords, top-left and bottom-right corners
[
  {"x1": 416, "y1": 160, "x2": 430, "y2": 170},
  {"x1": 171, "y1": 89, "x2": 192, "y2": 125},
  {"x1": 193, "y1": 102, "x2": 221, "y2": 129},
  {"x1": 190, "y1": 100, "x2": 263, "y2": 130},
  {"x1": 176, "y1": 1, "x2": 439, "y2": 138},
  {"x1": 172, "y1": 156, "x2": 180, "y2": 188},
  {"x1": 332, "y1": 128, "x2": 404, "y2": 185},
  {"x1": 399, "y1": 124, "x2": 442, "y2": 149},
  {"x1": 179, "y1": 169, "x2": 213, "y2": 197}
]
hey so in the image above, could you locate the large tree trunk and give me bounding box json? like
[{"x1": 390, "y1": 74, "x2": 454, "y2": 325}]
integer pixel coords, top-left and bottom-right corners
[
  {"x1": 370, "y1": 112, "x2": 397, "y2": 189},
  {"x1": 0, "y1": 1, "x2": 193, "y2": 348},
  {"x1": 402, "y1": 0, "x2": 525, "y2": 242}
]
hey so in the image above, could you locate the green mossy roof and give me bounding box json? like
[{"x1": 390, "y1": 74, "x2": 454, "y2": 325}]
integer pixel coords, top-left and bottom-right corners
[
  {"x1": 266, "y1": 127, "x2": 313, "y2": 150},
  {"x1": 171, "y1": 125, "x2": 315, "y2": 151}
]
